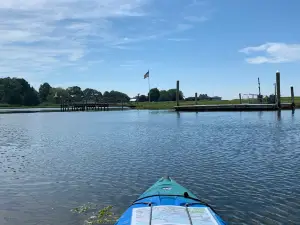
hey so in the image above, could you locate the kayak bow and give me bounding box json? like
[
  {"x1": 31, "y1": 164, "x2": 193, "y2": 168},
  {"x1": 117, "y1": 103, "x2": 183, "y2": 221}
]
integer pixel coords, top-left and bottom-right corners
[{"x1": 115, "y1": 176, "x2": 227, "y2": 225}]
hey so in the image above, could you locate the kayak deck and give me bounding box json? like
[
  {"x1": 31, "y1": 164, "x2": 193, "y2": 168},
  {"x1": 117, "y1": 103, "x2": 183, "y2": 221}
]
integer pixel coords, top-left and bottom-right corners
[
  {"x1": 115, "y1": 177, "x2": 227, "y2": 225},
  {"x1": 137, "y1": 176, "x2": 199, "y2": 200}
]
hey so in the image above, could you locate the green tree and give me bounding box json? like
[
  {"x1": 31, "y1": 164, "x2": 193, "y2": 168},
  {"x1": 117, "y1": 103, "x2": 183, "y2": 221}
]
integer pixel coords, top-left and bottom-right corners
[
  {"x1": 0, "y1": 77, "x2": 40, "y2": 106},
  {"x1": 0, "y1": 84, "x2": 4, "y2": 102},
  {"x1": 47, "y1": 87, "x2": 69, "y2": 103},
  {"x1": 167, "y1": 89, "x2": 184, "y2": 101},
  {"x1": 102, "y1": 90, "x2": 130, "y2": 103},
  {"x1": 24, "y1": 87, "x2": 40, "y2": 106},
  {"x1": 83, "y1": 88, "x2": 102, "y2": 99},
  {"x1": 39, "y1": 82, "x2": 51, "y2": 102},
  {"x1": 158, "y1": 90, "x2": 170, "y2": 101},
  {"x1": 67, "y1": 86, "x2": 83, "y2": 101},
  {"x1": 0, "y1": 78, "x2": 146, "y2": 106},
  {"x1": 67, "y1": 86, "x2": 82, "y2": 96},
  {"x1": 103, "y1": 91, "x2": 110, "y2": 97},
  {"x1": 149, "y1": 88, "x2": 160, "y2": 102},
  {"x1": 138, "y1": 95, "x2": 148, "y2": 102},
  {"x1": 0, "y1": 78, "x2": 21, "y2": 104}
]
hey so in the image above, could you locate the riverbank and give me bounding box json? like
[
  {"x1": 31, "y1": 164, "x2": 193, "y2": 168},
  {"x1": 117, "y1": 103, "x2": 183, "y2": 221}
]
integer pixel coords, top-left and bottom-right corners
[
  {"x1": 1, "y1": 101, "x2": 237, "y2": 110},
  {"x1": 0, "y1": 108, "x2": 61, "y2": 114},
  {"x1": 0, "y1": 104, "x2": 60, "y2": 109},
  {"x1": 133, "y1": 98, "x2": 298, "y2": 110},
  {"x1": 133, "y1": 100, "x2": 241, "y2": 110},
  {"x1": 0, "y1": 97, "x2": 298, "y2": 111}
]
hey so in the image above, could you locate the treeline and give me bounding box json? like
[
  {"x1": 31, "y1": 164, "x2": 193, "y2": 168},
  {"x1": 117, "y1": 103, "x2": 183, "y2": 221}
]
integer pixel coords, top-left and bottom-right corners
[
  {"x1": 0, "y1": 77, "x2": 222, "y2": 106},
  {"x1": 0, "y1": 77, "x2": 130, "y2": 106},
  {"x1": 184, "y1": 94, "x2": 221, "y2": 101},
  {"x1": 137, "y1": 89, "x2": 222, "y2": 102},
  {"x1": 137, "y1": 88, "x2": 184, "y2": 102},
  {"x1": 0, "y1": 78, "x2": 40, "y2": 106}
]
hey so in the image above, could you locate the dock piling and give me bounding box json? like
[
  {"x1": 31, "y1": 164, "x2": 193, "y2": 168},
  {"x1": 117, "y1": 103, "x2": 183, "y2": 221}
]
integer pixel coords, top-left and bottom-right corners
[
  {"x1": 60, "y1": 102, "x2": 110, "y2": 112},
  {"x1": 274, "y1": 83, "x2": 277, "y2": 104},
  {"x1": 176, "y1": 80, "x2": 180, "y2": 106},
  {"x1": 174, "y1": 70, "x2": 294, "y2": 112},
  {"x1": 276, "y1": 71, "x2": 281, "y2": 108},
  {"x1": 291, "y1": 86, "x2": 295, "y2": 108}
]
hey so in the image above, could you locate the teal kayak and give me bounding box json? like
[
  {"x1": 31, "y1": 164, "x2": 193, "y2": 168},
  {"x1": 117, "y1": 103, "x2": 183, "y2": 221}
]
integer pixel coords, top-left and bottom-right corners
[{"x1": 115, "y1": 176, "x2": 227, "y2": 225}]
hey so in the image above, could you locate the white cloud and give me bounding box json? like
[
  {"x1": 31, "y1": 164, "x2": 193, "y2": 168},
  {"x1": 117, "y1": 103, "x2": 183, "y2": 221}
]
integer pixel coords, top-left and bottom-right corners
[
  {"x1": 240, "y1": 42, "x2": 300, "y2": 64},
  {"x1": 0, "y1": 0, "x2": 150, "y2": 81},
  {"x1": 0, "y1": 0, "x2": 211, "y2": 84}
]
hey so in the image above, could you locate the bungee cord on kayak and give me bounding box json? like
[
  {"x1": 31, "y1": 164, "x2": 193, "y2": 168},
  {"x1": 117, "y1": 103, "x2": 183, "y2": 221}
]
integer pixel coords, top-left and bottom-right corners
[{"x1": 115, "y1": 176, "x2": 227, "y2": 225}]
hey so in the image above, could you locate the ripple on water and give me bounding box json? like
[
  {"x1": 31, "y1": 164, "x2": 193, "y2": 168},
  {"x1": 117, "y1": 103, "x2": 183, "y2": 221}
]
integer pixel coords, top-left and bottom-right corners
[{"x1": 0, "y1": 110, "x2": 300, "y2": 225}]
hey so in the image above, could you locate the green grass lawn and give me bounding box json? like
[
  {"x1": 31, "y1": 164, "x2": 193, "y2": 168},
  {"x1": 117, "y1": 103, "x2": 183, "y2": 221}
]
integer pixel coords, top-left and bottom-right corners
[
  {"x1": 133, "y1": 100, "x2": 241, "y2": 110},
  {"x1": 133, "y1": 97, "x2": 300, "y2": 110}
]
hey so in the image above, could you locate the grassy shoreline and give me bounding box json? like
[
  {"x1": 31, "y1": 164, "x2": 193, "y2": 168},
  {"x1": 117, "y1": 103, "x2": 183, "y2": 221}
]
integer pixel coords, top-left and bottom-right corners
[
  {"x1": 133, "y1": 97, "x2": 298, "y2": 110},
  {"x1": 0, "y1": 104, "x2": 60, "y2": 109},
  {"x1": 133, "y1": 100, "x2": 241, "y2": 110},
  {"x1": 0, "y1": 100, "x2": 240, "y2": 110},
  {"x1": 0, "y1": 97, "x2": 298, "y2": 111}
]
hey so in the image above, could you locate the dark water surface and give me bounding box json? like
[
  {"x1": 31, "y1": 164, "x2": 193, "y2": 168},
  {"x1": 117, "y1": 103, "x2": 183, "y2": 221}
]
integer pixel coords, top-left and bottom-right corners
[{"x1": 0, "y1": 110, "x2": 299, "y2": 225}]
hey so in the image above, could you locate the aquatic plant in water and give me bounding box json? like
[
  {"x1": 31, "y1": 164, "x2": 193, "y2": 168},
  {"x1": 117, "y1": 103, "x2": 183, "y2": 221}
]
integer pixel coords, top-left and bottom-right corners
[{"x1": 71, "y1": 203, "x2": 118, "y2": 225}]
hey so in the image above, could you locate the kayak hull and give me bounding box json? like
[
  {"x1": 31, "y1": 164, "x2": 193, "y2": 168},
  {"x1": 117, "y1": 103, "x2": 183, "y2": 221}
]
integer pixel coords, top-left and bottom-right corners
[{"x1": 115, "y1": 177, "x2": 227, "y2": 225}]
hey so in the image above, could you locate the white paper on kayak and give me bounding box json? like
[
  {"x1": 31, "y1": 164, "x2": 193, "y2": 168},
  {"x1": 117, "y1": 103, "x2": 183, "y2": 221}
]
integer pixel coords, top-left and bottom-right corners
[{"x1": 131, "y1": 206, "x2": 221, "y2": 225}]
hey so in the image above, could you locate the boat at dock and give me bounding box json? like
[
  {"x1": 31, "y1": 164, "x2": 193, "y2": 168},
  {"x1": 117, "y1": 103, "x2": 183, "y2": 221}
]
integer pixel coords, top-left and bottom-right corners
[{"x1": 115, "y1": 176, "x2": 227, "y2": 225}]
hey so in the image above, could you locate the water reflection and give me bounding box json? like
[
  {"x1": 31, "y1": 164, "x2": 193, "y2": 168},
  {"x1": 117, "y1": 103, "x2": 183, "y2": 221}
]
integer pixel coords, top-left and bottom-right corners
[
  {"x1": 277, "y1": 110, "x2": 281, "y2": 121},
  {"x1": 258, "y1": 111, "x2": 263, "y2": 119},
  {"x1": 0, "y1": 110, "x2": 300, "y2": 225}
]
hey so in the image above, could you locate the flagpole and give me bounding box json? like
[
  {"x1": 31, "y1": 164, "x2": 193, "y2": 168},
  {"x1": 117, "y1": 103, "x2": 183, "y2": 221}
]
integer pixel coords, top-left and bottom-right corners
[{"x1": 148, "y1": 70, "x2": 151, "y2": 102}]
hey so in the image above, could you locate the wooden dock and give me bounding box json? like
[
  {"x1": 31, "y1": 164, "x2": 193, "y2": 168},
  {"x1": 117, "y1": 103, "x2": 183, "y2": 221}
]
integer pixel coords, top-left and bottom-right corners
[
  {"x1": 174, "y1": 71, "x2": 296, "y2": 112},
  {"x1": 174, "y1": 103, "x2": 294, "y2": 112},
  {"x1": 61, "y1": 102, "x2": 109, "y2": 112}
]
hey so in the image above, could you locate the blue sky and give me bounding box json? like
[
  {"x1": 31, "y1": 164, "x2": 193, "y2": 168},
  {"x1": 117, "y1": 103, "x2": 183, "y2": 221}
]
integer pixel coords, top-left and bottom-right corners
[{"x1": 0, "y1": 0, "x2": 300, "y2": 99}]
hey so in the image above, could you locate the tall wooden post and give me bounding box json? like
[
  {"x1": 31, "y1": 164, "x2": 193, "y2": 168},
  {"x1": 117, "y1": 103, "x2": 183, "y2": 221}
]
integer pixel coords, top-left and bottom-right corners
[
  {"x1": 258, "y1": 77, "x2": 262, "y2": 103},
  {"x1": 276, "y1": 71, "x2": 281, "y2": 108},
  {"x1": 239, "y1": 93, "x2": 242, "y2": 104},
  {"x1": 60, "y1": 98, "x2": 62, "y2": 112},
  {"x1": 61, "y1": 98, "x2": 64, "y2": 112},
  {"x1": 291, "y1": 86, "x2": 295, "y2": 107},
  {"x1": 258, "y1": 77, "x2": 261, "y2": 96},
  {"x1": 195, "y1": 92, "x2": 198, "y2": 105},
  {"x1": 274, "y1": 83, "x2": 277, "y2": 104},
  {"x1": 176, "y1": 80, "x2": 180, "y2": 106}
]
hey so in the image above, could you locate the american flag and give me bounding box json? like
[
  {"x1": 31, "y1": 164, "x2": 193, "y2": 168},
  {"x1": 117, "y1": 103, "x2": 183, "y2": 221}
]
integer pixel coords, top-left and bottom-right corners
[{"x1": 144, "y1": 70, "x2": 149, "y2": 79}]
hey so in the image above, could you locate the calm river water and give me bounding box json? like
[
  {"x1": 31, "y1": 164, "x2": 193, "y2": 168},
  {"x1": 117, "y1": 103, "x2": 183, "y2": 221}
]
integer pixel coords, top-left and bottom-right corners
[{"x1": 0, "y1": 110, "x2": 299, "y2": 225}]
